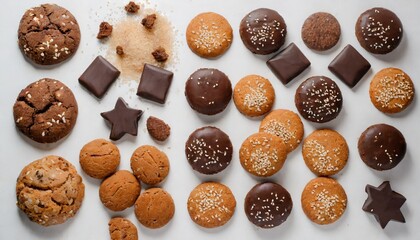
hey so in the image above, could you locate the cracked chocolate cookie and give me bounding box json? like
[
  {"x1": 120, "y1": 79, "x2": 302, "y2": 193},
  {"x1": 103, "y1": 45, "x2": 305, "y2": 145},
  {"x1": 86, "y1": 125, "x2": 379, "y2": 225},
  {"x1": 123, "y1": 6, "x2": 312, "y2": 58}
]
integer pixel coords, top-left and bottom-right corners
[
  {"x1": 18, "y1": 4, "x2": 81, "y2": 65},
  {"x1": 16, "y1": 155, "x2": 85, "y2": 226},
  {"x1": 13, "y1": 78, "x2": 78, "y2": 143}
]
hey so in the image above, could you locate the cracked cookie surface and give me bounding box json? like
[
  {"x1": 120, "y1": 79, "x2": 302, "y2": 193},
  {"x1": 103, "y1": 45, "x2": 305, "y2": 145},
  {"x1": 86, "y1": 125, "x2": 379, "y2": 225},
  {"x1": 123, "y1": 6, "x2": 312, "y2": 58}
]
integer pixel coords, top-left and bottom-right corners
[{"x1": 130, "y1": 145, "x2": 170, "y2": 185}]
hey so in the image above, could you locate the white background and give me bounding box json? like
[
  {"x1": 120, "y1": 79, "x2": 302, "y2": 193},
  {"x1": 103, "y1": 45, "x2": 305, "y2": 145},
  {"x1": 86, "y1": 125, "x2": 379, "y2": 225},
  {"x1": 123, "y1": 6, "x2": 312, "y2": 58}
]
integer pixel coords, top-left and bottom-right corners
[{"x1": 0, "y1": 0, "x2": 419, "y2": 239}]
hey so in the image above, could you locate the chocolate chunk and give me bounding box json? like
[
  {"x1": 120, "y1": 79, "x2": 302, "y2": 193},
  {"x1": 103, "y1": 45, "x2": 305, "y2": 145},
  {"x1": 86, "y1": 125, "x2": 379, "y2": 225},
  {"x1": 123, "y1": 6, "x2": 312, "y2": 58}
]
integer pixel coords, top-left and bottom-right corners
[
  {"x1": 363, "y1": 181, "x2": 406, "y2": 228},
  {"x1": 125, "y1": 1, "x2": 140, "y2": 13},
  {"x1": 146, "y1": 116, "x2": 170, "y2": 141},
  {"x1": 142, "y1": 14, "x2": 156, "y2": 29},
  {"x1": 137, "y1": 64, "x2": 173, "y2": 104},
  {"x1": 101, "y1": 97, "x2": 143, "y2": 141},
  {"x1": 78, "y1": 56, "x2": 120, "y2": 99},
  {"x1": 267, "y1": 43, "x2": 311, "y2": 85},
  {"x1": 97, "y1": 22, "x2": 113, "y2": 39},
  {"x1": 329, "y1": 45, "x2": 371, "y2": 88},
  {"x1": 116, "y1": 46, "x2": 124, "y2": 56},
  {"x1": 152, "y1": 47, "x2": 168, "y2": 62}
]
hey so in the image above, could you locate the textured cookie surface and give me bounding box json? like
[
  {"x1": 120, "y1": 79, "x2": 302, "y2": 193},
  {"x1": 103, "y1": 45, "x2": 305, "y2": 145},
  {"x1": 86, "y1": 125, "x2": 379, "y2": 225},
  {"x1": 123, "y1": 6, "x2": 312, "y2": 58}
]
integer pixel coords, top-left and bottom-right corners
[
  {"x1": 146, "y1": 116, "x2": 171, "y2": 141},
  {"x1": 16, "y1": 155, "x2": 85, "y2": 226},
  {"x1": 130, "y1": 145, "x2": 170, "y2": 185},
  {"x1": 301, "y1": 12, "x2": 340, "y2": 51},
  {"x1": 109, "y1": 217, "x2": 138, "y2": 240}
]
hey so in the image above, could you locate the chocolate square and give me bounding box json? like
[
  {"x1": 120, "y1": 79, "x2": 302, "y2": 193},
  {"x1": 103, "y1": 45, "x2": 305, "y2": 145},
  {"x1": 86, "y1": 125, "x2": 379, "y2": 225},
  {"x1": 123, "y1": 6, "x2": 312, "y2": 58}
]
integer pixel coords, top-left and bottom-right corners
[
  {"x1": 267, "y1": 43, "x2": 311, "y2": 85},
  {"x1": 137, "y1": 64, "x2": 173, "y2": 104},
  {"x1": 79, "y1": 56, "x2": 120, "y2": 98},
  {"x1": 328, "y1": 44, "x2": 371, "y2": 88}
]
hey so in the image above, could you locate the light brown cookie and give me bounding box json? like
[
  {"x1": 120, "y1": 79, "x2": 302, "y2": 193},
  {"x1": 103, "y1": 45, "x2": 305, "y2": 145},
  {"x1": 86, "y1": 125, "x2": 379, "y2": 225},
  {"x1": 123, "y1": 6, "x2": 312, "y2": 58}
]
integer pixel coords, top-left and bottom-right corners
[
  {"x1": 99, "y1": 170, "x2": 141, "y2": 211},
  {"x1": 301, "y1": 177, "x2": 347, "y2": 225},
  {"x1": 302, "y1": 129, "x2": 349, "y2": 176},
  {"x1": 233, "y1": 75, "x2": 275, "y2": 117},
  {"x1": 369, "y1": 67, "x2": 415, "y2": 114},
  {"x1": 134, "y1": 188, "x2": 175, "y2": 229},
  {"x1": 79, "y1": 139, "x2": 120, "y2": 179},
  {"x1": 16, "y1": 155, "x2": 85, "y2": 226},
  {"x1": 187, "y1": 182, "x2": 236, "y2": 228},
  {"x1": 240, "y1": 132, "x2": 288, "y2": 177},
  {"x1": 130, "y1": 145, "x2": 170, "y2": 185},
  {"x1": 259, "y1": 109, "x2": 304, "y2": 153},
  {"x1": 109, "y1": 217, "x2": 138, "y2": 240},
  {"x1": 186, "y1": 12, "x2": 233, "y2": 58}
]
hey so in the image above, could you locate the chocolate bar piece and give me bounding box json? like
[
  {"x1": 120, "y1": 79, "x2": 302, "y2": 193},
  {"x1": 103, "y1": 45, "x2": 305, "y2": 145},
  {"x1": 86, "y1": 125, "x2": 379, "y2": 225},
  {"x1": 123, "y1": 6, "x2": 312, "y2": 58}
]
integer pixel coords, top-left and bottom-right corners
[{"x1": 137, "y1": 64, "x2": 173, "y2": 104}]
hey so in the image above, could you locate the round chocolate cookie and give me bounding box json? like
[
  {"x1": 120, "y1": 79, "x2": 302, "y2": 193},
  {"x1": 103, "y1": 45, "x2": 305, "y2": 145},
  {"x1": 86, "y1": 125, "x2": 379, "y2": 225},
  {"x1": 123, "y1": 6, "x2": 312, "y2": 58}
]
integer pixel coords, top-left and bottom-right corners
[
  {"x1": 244, "y1": 182, "x2": 293, "y2": 228},
  {"x1": 295, "y1": 76, "x2": 343, "y2": 123},
  {"x1": 301, "y1": 12, "x2": 341, "y2": 51},
  {"x1": 355, "y1": 7, "x2": 403, "y2": 54},
  {"x1": 358, "y1": 124, "x2": 406, "y2": 171},
  {"x1": 239, "y1": 8, "x2": 287, "y2": 55},
  {"x1": 18, "y1": 4, "x2": 81, "y2": 65},
  {"x1": 185, "y1": 68, "x2": 232, "y2": 115},
  {"x1": 13, "y1": 78, "x2": 78, "y2": 143},
  {"x1": 185, "y1": 126, "x2": 233, "y2": 175}
]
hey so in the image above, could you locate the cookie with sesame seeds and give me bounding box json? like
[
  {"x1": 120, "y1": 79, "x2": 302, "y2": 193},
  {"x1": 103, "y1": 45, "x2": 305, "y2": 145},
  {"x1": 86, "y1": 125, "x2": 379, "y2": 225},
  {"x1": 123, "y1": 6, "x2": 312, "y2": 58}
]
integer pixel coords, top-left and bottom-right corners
[
  {"x1": 244, "y1": 182, "x2": 293, "y2": 228},
  {"x1": 369, "y1": 68, "x2": 415, "y2": 114},
  {"x1": 239, "y1": 132, "x2": 288, "y2": 177},
  {"x1": 186, "y1": 12, "x2": 233, "y2": 58},
  {"x1": 259, "y1": 109, "x2": 304, "y2": 153},
  {"x1": 233, "y1": 75, "x2": 275, "y2": 117},
  {"x1": 187, "y1": 182, "x2": 236, "y2": 228},
  {"x1": 355, "y1": 7, "x2": 403, "y2": 55},
  {"x1": 358, "y1": 123, "x2": 406, "y2": 171},
  {"x1": 301, "y1": 177, "x2": 347, "y2": 225},
  {"x1": 18, "y1": 4, "x2": 81, "y2": 65},
  {"x1": 13, "y1": 78, "x2": 78, "y2": 143},
  {"x1": 130, "y1": 145, "x2": 170, "y2": 185},
  {"x1": 302, "y1": 129, "x2": 349, "y2": 176}
]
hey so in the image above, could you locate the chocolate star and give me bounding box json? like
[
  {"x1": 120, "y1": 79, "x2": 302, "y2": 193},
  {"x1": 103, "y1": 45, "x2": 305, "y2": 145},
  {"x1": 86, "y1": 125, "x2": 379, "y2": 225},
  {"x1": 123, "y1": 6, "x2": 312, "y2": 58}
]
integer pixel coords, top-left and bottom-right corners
[
  {"x1": 362, "y1": 181, "x2": 406, "y2": 229},
  {"x1": 101, "y1": 97, "x2": 143, "y2": 140}
]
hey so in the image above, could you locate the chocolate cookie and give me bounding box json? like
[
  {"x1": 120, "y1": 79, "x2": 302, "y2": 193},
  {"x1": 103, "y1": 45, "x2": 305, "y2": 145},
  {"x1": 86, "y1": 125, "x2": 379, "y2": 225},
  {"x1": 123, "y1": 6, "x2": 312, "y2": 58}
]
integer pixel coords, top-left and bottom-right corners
[
  {"x1": 185, "y1": 126, "x2": 233, "y2": 175},
  {"x1": 146, "y1": 116, "x2": 171, "y2": 141},
  {"x1": 301, "y1": 12, "x2": 341, "y2": 51},
  {"x1": 295, "y1": 76, "x2": 343, "y2": 123},
  {"x1": 239, "y1": 8, "x2": 287, "y2": 55},
  {"x1": 16, "y1": 155, "x2": 84, "y2": 226},
  {"x1": 185, "y1": 68, "x2": 232, "y2": 115},
  {"x1": 130, "y1": 145, "x2": 170, "y2": 185},
  {"x1": 358, "y1": 124, "x2": 406, "y2": 171},
  {"x1": 13, "y1": 78, "x2": 78, "y2": 143},
  {"x1": 134, "y1": 188, "x2": 175, "y2": 229},
  {"x1": 18, "y1": 4, "x2": 81, "y2": 65},
  {"x1": 355, "y1": 7, "x2": 403, "y2": 54},
  {"x1": 244, "y1": 182, "x2": 293, "y2": 228},
  {"x1": 109, "y1": 217, "x2": 138, "y2": 240}
]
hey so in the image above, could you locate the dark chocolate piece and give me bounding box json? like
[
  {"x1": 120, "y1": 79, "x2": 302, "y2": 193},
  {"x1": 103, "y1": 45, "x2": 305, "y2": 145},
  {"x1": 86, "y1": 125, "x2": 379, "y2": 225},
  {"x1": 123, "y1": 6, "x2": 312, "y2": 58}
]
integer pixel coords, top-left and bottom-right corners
[
  {"x1": 101, "y1": 97, "x2": 143, "y2": 141},
  {"x1": 185, "y1": 126, "x2": 233, "y2": 175},
  {"x1": 245, "y1": 182, "x2": 293, "y2": 228},
  {"x1": 329, "y1": 45, "x2": 371, "y2": 88},
  {"x1": 363, "y1": 181, "x2": 406, "y2": 228},
  {"x1": 137, "y1": 64, "x2": 173, "y2": 104},
  {"x1": 358, "y1": 123, "x2": 406, "y2": 171},
  {"x1": 97, "y1": 22, "x2": 113, "y2": 39},
  {"x1": 79, "y1": 56, "x2": 120, "y2": 99},
  {"x1": 267, "y1": 43, "x2": 310, "y2": 85}
]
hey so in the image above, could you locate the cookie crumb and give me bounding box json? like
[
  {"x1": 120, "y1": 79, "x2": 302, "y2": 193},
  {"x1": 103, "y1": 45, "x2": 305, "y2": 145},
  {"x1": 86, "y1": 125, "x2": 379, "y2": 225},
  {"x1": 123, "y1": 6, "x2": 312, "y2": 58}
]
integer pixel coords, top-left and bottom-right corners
[
  {"x1": 152, "y1": 47, "x2": 168, "y2": 62},
  {"x1": 116, "y1": 46, "x2": 124, "y2": 56},
  {"x1": 125, "y1": 1, "x2": 140, "y2": 13},
  {"x1": 147, "y1": 116, "x2": 170, "y2": 141},
  {"x1": 142, "y1": 14, "x2": 157, "y2": 29},
  {"x1": 97, "y1": 22, "x2": 113, "y2": 39}
]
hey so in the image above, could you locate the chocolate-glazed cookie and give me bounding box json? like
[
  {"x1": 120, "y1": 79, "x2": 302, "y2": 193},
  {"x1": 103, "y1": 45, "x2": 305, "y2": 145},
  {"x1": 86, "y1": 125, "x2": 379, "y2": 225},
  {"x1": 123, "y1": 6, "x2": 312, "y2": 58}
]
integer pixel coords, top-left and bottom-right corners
[
  {"x1": 185, "y1": 68, "x2": 232, "y2": 115},
  {"x1": 295, "y1": 76, "x2": 343, "y2": 123},
  {"x1": 18, "y1": 4, "x2": 81, "y2": 65},
  {"x1": 185, "y1": 126, "x2": 233, "y2": 175},
  {"x1": 355, "y1": 7, "x2": 403, "y2": 54},
  {"x1": 239, "y1": 8, "x2": 287, "y2": 55},
  {"x1": 358, "y1": 124, "x2": 406, "y2": 171},
  {"x1": 244, "y1": 182, "x2": 293, "y2": 228}
]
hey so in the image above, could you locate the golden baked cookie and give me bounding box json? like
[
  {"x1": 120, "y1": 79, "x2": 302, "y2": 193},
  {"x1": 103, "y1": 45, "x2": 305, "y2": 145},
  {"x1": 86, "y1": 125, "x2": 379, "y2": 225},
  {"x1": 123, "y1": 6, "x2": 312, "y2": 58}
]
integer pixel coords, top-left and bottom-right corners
[
  {"x1": 240, "y1": 132, "x2": 288, "y2": 177},
  {"x1": 302, "y1": 129, "x2": 349, "y2": 176},
  {"x1": 134, "y1": 188, "x2": 175, "y2": 229},
  {"x1": 109, "y1": 217, "x2": 138, "y2": 240},
  {"x1": 187, "y1": 182, "x2": 236, "y2": 228},
  {"x1": 259, "y1": 109, "x2": 304, "y2": 153},
  {"x1": 233, "y1": 75, "x2": 275, "y2": 117},
  {"x1": 79, "y1": 138, "x2": 120, "y2": 179},
  {"x1": 369, "y1": 67, "x2": 415, "y2": 114},
  {"x1": 99, "y1": 170, "x2": 141, "y2": 211},
  {"x1": 186, "y1": 12, "x2": 233, "y2": 58},
  {"x1": 16, "y1": 155, "x2": 85, "y2": 226},
  {"x1": 130, "y1": 145, "x2": 170, "y2": 185},
  {"x1": 301, "y1": 177, "x2": 347, "y2": 225}
]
